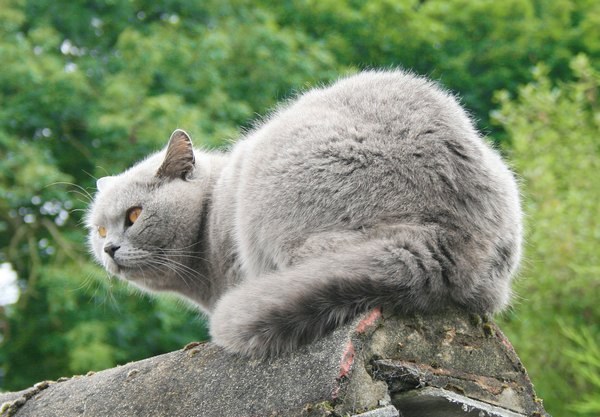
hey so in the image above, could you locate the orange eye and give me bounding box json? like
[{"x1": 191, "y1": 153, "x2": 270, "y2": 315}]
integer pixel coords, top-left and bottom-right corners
[
  {"x1": 97, "y1": 226, "x2": 107, "y2": 238},
  {"x1": 126, "y1": 207, "x2": 142, "y2": 226}
]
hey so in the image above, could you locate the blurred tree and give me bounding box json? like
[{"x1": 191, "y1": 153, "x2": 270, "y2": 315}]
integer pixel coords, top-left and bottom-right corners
[
  {"x1": 268, "y1": 0, "x2": 600, "y2": 134},
  {"x1": 494, "y1": 54, "x2": 600, "y2": 416}
]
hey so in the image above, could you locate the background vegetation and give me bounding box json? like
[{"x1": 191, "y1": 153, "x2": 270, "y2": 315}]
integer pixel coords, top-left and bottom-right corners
[{"x1": 0, "y1": 1, "x2": 598, "y2": 415}]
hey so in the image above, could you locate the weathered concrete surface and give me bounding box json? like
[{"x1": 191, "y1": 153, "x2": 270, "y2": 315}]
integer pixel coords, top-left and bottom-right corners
[
  {"x1": 0, "y1": 309, "x2": 550, "y2": 417},
  {"x1": 367, "y1": 312, "x2": 550, "y2": 416}
]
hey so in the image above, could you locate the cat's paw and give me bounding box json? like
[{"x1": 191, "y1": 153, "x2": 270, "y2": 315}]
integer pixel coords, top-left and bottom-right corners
[{"x1": 209, "y1": 289, "x2": 290, "y2": 358}]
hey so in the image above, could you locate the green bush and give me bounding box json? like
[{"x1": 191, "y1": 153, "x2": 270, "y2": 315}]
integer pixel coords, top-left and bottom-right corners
[{"x1": 494, "y1": 55, "x2": 600, "y2": 415}]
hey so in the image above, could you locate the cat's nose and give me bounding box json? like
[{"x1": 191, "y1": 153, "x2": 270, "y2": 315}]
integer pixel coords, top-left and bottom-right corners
[{"x1": 104, "y1": 244, "x2": 121, "y2": 258}]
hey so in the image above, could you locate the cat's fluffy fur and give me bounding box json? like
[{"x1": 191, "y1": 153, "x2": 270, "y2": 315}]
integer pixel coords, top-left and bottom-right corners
[{"x1": 87, "y1": 70, "x2": 522, "y2": 357}]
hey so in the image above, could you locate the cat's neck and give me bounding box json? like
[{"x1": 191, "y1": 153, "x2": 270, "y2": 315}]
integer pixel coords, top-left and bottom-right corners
[{"x1": 178, "y1": 150, "x2": 231, "y2": 312}]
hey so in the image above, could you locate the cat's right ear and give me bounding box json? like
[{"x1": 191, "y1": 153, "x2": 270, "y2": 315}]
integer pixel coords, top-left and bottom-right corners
[
  {"x1": 96, "y1": 176, "x2": 115, "y2": 192},
  {"x1": 156, "y1": 129, "x2": 195, "y2": 181}
]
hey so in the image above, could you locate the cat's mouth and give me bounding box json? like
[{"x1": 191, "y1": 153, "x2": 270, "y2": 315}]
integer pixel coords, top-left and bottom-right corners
[
  {"x1": 102, "y1": 249, "x2": 154, "y2": 280},
  {"x1": 107, "y1": 261, "x2": 138, "y2": 278},
  {"x1": 105, "y1": 258, "x2": 165, "y2": 285},
  {"x1": 103, "y1": 257, "x2": 142, "y2": 280},
  {"x1": 101, "y1": 249, "x2": 194, "y2": 291}
]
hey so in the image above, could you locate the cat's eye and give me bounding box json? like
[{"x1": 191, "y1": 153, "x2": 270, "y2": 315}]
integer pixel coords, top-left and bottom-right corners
[
  {"x1": 97, "y1": 226, "x2": 107, "y2": 238},
  {"x1": 126, "y1": 207, "x2": 142, "y2": 226}
]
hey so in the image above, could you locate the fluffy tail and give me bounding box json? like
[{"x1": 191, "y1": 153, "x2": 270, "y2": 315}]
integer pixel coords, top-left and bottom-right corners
[{"x1": 209, "y1": 232, "x2": 511, "y2": 358}]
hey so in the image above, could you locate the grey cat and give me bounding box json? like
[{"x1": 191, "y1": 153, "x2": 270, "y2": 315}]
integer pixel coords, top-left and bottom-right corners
[{"x1": 87, "y1": 70, "x2": 522, "y2": 358}]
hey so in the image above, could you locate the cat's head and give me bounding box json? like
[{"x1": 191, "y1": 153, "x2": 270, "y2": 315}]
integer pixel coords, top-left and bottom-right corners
[{"x1": 87, "y1": 130, "x2": 206, "y2": 293}]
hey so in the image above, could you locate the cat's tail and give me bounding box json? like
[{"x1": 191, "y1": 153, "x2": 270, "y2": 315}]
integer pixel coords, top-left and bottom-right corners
[{"x1": 209, "y1": 231, "x2": 514, "y2": 358}]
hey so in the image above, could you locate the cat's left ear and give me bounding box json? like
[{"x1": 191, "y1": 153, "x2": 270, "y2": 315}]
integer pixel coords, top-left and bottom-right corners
[{"x1": 156, "y1": 129, "x2": 196, "y2": 180}]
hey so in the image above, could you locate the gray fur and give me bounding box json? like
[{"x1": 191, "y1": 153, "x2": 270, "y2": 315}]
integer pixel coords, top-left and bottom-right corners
[{"x1": 87, "y1": 70, "x2": 522, "y2": 358}]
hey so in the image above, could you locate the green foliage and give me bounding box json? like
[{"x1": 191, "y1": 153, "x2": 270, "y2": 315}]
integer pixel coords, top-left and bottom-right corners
[
  {"x1": 494, "y1": 55, "x2": 600, "y2": 415},
  {"x1": 267, "y1": 0, "x2": 600, "y2": 134},
  {"x1": 0, "y1": 2, "x2": 598, "y2": 416},
  {"x1": 562, "y1": 324, "x2": 600, "y2": 415}
]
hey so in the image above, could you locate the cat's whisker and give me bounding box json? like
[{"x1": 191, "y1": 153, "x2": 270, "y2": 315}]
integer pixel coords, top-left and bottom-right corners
[
  {"x1": 152, "y1": 258, "x2": 196, "y2": 290},
  {"x1": 76, "y1": 219, "x2": 89, "y2": 228},
  {"x1": 148, "y1": 244, "x2": 211, "y2": 264},
  {"x1": 71, "y1": 198, "x2": 93, "y2": 210},
  {"x1": 45, "y1": 181, "x2": 94, "y2": 203},
  {"x1": 157, "y1": 241, "x2": 198, "y2": 249},
  {"x1": 69, "y1": 273, "x2": 96, "y2": 293},
  {"x1": 136, "y1": 265, "x2": 153, "y2": 291},
  {"x1": 70, "y1": 192, "x2": 93, "y2": 204},
  {"x1": 153, "y1": 255, "x2": 210, "y2": 291},
  {"x1": 142, "y1": 258, "x2": 193, "y2": 289},
  {"x1": 106, "y1": 285, "x2": 121, "y2": 312},
  {"x1": 155, "y1": 247, "x2": 209, "y2": 260},
  {"x1": 157, "y1": 247, "x2": 200, "y2": 254},
  {"x1": 162, "y1": 253, "x2": 210, "y2": 263},
  {"x1": 136, "y1": 264, "x2": 155, "y2": 294},
  {"x1": 151, "y1": 243, "x2": 204, "y2": 254},
  {"x1": 147, "y1": 260, "x2": 197, "y2": 292},
  {"x1": 80, "y1": 268, "x2": 120, "y2": 313}
]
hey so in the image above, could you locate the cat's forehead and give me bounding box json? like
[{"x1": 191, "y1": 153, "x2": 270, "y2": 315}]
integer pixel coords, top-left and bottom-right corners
[
  {"x1": 90, "y1": 153, "x2": 164, "y2": 223},
  {"x1": 97, "y1": 176, "x2": 151, "y2": 202},
  {"x1": 91, "y1": 180, "x2": 144, "y2": 223}
]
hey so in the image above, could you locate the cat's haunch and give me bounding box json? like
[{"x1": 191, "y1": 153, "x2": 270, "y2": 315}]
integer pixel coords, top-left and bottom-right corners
[{"x1": 87, "y1": 70, "x2": 522, "y2": 358}]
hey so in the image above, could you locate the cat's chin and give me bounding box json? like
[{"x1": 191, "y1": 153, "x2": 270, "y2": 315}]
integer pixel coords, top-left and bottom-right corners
[
  {"x1": 102, "y1": 254, "x2": 142, "y2": 279},
  {"x1": 108, "y1": 268, "x2": 152, "y2": 291},
  {"x1": 103, "y1": 259, "x2": 121, "y2": 276},
  {"x1": 102, "y1": 259, "x2": 140, "y2": 283},
  {"x1": 104, "y1": 264, "x2": 170, "y2": 293},
  {"x1": 109, "y1": 265, "x2": 141, "y2": 282}
]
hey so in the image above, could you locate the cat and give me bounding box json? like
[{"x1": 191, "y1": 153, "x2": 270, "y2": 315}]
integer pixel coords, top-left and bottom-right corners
[{"x1": 87, "y1": 70, "x2": 522, "y2": 358}]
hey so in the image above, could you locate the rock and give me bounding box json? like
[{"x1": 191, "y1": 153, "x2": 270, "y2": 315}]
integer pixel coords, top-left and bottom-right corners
[{"x1": 0, "y1": 309, "x2": 550, "y2": 417}]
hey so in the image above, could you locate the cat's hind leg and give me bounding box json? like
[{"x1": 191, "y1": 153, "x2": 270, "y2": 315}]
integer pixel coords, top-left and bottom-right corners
[{"x1": 209, "y1": 228, "x2": 495, "y2": 358}]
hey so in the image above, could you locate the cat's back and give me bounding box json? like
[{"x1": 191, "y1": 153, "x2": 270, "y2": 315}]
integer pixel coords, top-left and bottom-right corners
[
  {"x1": 216, "y1": 70, "x2": 521, "y2": 276},
  {"x1": 232, "y1": 69, "x2": 505, "y2": 212},
  {"x1": 254, "y1": 70, "x2": 476, "y2": 146},
  {"x1": 235, "y1": 70, "x2": 483, "y2": 180}
]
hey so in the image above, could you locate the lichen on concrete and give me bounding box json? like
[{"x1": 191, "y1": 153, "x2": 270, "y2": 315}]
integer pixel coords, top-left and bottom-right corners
[{"x1": 0, "y1": 309, "x2": 550, "y2": 417}]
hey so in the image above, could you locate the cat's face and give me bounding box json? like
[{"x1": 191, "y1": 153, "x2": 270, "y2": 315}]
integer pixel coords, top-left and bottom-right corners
[{"x1": 87, "y1": 130, "x2": 204, "y2": 292}]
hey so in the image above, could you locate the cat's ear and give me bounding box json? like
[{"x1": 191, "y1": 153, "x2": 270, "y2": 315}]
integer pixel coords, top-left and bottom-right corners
[
  {"x1": 156, "y1": 129, "x2": 196, "y2": 180},
  {"x1": 96, "y1": 176, "x2": 116, "y2": 192}
]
